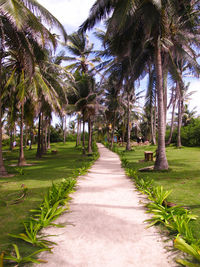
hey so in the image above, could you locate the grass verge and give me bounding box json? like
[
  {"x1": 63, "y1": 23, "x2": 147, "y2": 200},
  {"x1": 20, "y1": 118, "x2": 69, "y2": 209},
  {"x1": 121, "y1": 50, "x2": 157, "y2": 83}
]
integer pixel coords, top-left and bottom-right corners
[
  {"x1": 106, "y1": 143, "x2": 200, "y2": 266},
  {"x1": 0, "y1": 142, "x2": 99, "y2": 261}
]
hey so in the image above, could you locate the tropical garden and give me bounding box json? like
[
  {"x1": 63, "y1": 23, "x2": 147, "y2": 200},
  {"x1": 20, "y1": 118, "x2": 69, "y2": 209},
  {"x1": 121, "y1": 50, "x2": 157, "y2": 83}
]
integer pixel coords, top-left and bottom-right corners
[{"x1": 0, "y1": 0, "x2": 200, "y2": 266}]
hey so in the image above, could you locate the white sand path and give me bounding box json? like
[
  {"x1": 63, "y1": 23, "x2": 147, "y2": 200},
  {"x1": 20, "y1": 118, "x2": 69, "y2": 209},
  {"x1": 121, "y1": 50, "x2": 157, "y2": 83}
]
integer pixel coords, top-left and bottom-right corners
[{"x1": 36, "y1": 143, "x2": 175, "y2": 267}]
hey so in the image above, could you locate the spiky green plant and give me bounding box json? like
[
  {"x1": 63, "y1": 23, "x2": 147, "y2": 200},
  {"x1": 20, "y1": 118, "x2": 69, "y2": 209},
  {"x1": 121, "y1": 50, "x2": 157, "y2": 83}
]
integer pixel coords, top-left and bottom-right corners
[{"x1": 4, "y1": 244, "x2": 48, "y2": 266}]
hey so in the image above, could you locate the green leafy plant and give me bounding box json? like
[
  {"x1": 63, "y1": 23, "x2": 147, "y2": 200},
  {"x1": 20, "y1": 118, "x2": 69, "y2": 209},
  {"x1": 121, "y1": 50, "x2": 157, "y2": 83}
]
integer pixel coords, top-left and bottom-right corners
[
  {"x1": 167, "y1": 213, "x2": 197, "y2": 243},
  {"x1": 48, "y1": 178, "x2": 76, "y2": 207},
  {"x1": 121, "y1": 158, "x2": 128, "y2": 168},
  {"x1": 145, "y1": 203, "x2": 173, "y2": 227},
  {"x1": 148, "y1": 186, "x2": 172, "y2": 205},
  {"x1": 174, "y1": 235, "x2": 200, "y2": 266},
  {"x1": 15, "y1": 167, "x2": 24, "y2": 176},
  {"x1": 4, "y1": 244, "x2": 48, "y2": 266},
  {"x1": 135, "y1": 177, "x2": 154, "y2": 196},
  {"x1": 125, "y1": 168, "x2": 138, "y2": 179},
  {"x1": 9, "y1": 221, "x2": 55, "y2": 248},
  {"x1": 31, "y1": 199, "x2": 66, "y2": 228}
]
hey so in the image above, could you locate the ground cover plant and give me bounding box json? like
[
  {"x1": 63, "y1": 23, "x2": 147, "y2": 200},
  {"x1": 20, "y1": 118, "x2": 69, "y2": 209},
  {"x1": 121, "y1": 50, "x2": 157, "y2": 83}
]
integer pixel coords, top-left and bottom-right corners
[
  {"x1": 115, "y1": 144, "x2": 200, "y2": 238},
  {"x1": 0, "y1": 142, "x2": 99, "y2": 265},
  {"x1": 107, "y1": 142, "x2": 200, "y2": 266}
]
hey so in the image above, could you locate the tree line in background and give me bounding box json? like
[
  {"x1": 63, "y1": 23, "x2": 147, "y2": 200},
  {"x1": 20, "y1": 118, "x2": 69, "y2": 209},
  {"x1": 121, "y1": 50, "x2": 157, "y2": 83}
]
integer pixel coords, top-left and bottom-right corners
[{"x1": 0, "y1": 0, "x2": 200, "y2": 176}]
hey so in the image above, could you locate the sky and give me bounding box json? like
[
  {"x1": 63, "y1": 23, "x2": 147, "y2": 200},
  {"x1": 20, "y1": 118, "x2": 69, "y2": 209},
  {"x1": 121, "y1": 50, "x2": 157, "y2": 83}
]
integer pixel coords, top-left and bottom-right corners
[{"x1": 39, "y1": 0, "x2": 200, "y2": 120}]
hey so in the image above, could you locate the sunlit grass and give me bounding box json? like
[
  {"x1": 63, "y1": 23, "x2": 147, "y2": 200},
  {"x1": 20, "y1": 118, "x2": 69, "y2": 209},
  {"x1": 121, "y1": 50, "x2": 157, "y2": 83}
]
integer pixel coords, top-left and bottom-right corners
[
  {"x1": 118, "y1": 144, "x2": 200, "y2": 239},
  {"x1": 0, "y1": 142, "x2": 93, "y2": 253}
]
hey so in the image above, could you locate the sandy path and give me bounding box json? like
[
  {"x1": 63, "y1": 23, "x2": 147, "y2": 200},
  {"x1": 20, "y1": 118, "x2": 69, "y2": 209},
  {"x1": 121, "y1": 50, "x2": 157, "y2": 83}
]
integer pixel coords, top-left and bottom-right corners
[{"x1": 36, "y1": 143, "x2": 174, "y2": 267}]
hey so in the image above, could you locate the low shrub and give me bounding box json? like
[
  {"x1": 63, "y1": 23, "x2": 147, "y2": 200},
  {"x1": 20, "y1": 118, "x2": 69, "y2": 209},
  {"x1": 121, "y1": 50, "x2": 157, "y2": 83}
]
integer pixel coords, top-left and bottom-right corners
[{"x1": 124, "y1": 165, "x2": 200, "y2": 266}]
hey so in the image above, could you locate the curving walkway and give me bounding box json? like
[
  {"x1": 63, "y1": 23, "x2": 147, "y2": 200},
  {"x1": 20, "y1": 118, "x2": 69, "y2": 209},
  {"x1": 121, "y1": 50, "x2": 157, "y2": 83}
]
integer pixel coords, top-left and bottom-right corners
[{"x1": 36, "y1": 143, "x2": 174, "y2": 267}]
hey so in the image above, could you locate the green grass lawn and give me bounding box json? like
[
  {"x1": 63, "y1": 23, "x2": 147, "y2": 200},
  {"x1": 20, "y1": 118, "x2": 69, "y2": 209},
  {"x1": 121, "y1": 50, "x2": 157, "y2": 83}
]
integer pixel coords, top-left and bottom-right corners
[
  {"x1": 0, "y1": 142, "x2": 94, "y2": 254},
  {"x1": 117, "y1": 144, "x2": 200, "y2": 240}
]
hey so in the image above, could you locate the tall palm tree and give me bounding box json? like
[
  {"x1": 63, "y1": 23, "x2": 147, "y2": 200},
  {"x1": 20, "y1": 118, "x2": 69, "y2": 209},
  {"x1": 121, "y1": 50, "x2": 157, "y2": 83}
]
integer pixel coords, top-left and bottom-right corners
[
  {"x1": 166, "y1": 85, "x2": 177, "y2": 145},
  {"x1": 64, "y1": 32, "x2": 100, "y2": 74},
  {"x1": 145, "y1": 66, "x2": 157, "y2": 145},
  {"x1": 80, "y1": 0, "x2": 199, "y2": 170},
  {"x1": 0, "y1": 0, "x2": 67, "y2": 175},
  {"x1": 69, "y1": 71, "x2": 98, "y2": 154}
]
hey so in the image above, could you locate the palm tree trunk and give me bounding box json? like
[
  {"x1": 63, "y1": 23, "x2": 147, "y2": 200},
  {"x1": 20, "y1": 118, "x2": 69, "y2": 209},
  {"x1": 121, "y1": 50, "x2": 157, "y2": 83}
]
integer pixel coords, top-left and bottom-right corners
[
  {"x1": 29, "y1": 127, "x2": 33, "y2": 150},
  {"x1": 111, "y1": 115, "x2": 116, "y2": 149},
  {"x1": 47, "y1": 117, "x2": 51, "y2": 149},
  {"x1": 126, "y1": 93, "x2": 131, "y2": 151},
  {"x1": 78, "y1": 120, "x2": 81, "y2": 145},
  {"x1": 166, "y1": 96, "x2": 176, "y2": 145},
  {"x1": 18, "y1": 102, "x2": 26, "y2": 166},
  {"x1": 24, "y1": 125, "x2": 28, "y2": 148},
  {"x1": 151, "y1": 105, "x2": 156, "y2": 145},
  {"x1": 10, "y1": 129, "x2": 13, "y2": 151},
  {"x1": 177, "y1": 93, "x2": 183, "y2": 148},
  {"x1": 44, "y1": 121, "x2": 48, "y2": 153},
  {"x1": 41, "y1": 113, "x2": 44, "y2": 154},
  {"x1": 76, "y1": 115, "x2": 80, "y2": 146},
  {"x1": 88, "y1": 117, "x2": 92, "y2": 153},
  {"x1": 36, "y1": 112, "x2": 42, "y2": 158},
  {"x1": 154, "y1": 38, "x2": 168, "y2": 170},
  {"x1": 63, "y1": 115, "x2": 66, "y2": 143},
  {"x1": 163, "y1": 64, "x2": 168, "y2": 129},
  {"x1": 106, "y1": 128, "x2": 110, "y2": 143},
  {"x1": 153, "y1": 100, "x2": 157, "y2": 145},
  {"x1": 0, "y1": 89, "x2": 7, "y2": 176},
  {"x1": 82, "y1": 117, "x2": 86, "y2": 155},
  {"x1": 122, "y1": 127, "x2": 125, "y2": 146}
]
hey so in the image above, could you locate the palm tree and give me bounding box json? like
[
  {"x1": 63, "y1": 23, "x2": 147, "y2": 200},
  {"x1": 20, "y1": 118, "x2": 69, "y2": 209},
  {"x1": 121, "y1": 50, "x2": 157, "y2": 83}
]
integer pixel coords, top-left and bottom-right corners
[
  {"x1": 67, "y1": 70, "x2": 98, "y2": 154},
  {"x1": 145, "y1": 66, "x2": 157, "y2": 145},
  {"x1": 80, "y1": 0, "x2": 199, "y2": 170},
  {"x1": 166, "y1": 85, "x2": 177, "y2": 145},
  {"x1": 0, "y1": 0, "x2": 67, "y2": 175},
  {"x1": 64, "y1": 32, "x2": 100, "y2": 74},
  {"x1": 65, "y1": 32, "x2": 101, "y2": 154},
  {"x1": 80, "y1": 0, "x2": 169, "y2": 169}
]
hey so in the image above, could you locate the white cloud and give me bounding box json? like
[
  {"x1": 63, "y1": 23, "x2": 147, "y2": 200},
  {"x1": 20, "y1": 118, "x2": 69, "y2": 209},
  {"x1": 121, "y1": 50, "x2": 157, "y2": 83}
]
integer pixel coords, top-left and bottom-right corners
[{"x1": 39, "y1": 0, "x2": 96, "y2": 32}]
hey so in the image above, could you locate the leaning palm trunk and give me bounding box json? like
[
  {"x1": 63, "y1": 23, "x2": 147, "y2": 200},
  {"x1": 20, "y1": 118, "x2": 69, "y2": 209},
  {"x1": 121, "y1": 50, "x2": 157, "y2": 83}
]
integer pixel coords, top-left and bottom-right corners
[
  {"x1": 177, "y1": 96, "x2": 183, "y2": 148},
  {"x1": 153, "y1": 103, "x2": 157, "y2": 144},
  {"x1": 166, "y1": 97, "x2": 176, "y2": 145},
  {"x1": 163, "y1": 64, "x2": 168, "y2": 129},
  {"x1": 0, "y1": 48, "x2": 8, "y2": 175},
  {"x1": 0, "y1": 88, "x2": 7, "y2": 176},
  {"x1": 88, "y1": 117, "x2": 92, "y2": 153},
  {"x1": 151, "y1": 105, "x2": 157, "y2": 145},
  {"x1": 154, "y1": 39, "x2": 168, "y2": 170},
  {"x1": 18, "y1": 102, "x2": 26, "y2": 166},
  {"x1": 63, "y1": 115, "x2": 66, "y2": 144},
  {"x1": 126, "y1": 94, "x2": 131, "y2": 151}
]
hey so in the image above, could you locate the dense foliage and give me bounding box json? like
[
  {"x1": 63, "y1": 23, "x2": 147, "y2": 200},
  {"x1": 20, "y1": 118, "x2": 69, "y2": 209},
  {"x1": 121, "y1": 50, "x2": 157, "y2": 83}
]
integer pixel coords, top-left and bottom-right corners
[{"x1": 166, "y1": 118, "x2": 200, "y2": 147}]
